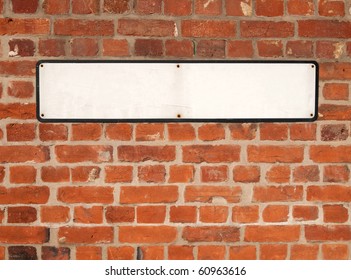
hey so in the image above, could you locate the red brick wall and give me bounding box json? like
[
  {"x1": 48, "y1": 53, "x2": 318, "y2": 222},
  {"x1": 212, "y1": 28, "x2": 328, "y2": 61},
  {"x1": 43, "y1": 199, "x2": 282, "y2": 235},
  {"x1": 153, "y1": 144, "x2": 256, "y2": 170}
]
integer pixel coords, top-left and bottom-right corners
[{"x1": 0, "y1": 0, "x2": 351, "y2": 260}]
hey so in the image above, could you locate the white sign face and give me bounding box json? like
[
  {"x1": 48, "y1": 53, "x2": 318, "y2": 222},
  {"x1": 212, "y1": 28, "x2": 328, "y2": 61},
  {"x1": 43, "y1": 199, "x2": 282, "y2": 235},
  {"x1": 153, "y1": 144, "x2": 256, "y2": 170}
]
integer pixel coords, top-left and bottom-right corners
[{"x1": 37, "y1": 61, "x2": 318, "y2": 122}]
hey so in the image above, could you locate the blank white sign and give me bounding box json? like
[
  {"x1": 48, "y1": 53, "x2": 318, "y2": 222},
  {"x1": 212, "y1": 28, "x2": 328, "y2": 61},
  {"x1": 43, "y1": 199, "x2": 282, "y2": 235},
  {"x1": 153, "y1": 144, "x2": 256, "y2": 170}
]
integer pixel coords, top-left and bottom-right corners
[{"x1": 37, "y1": 61, "x2": 318, "y2": 122}]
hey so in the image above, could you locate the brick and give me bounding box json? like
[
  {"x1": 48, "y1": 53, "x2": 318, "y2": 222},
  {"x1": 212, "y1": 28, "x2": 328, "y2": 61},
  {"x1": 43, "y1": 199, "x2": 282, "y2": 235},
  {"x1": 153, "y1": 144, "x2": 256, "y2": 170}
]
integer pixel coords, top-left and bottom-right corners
[
  {"x1": 183, "y1": 226, "x2": 240, "y2": 242},
  {"x1": 182, "y1": 20, "x2": 235, "y2": 38},
  {"x1": 8, "y1": 81, "x2": 34, "y2": 98},
  {"x1": 137, "y1": 206, "x2": 166, "y2": 223},
  {"x1": 135, "y1": 39, "x2": 163, "y2": 57},
  {"x1": 322, "y1": 244, "x2": 348, "y2": 260},
  {"x1": 71, "y1": 38, "x2": 99, "y2": 57},
  {"x1": 321, "y1": 124, "x2": 348, "y2": 141},
  {"x1": 8, "y1": 206, "x2": 37, "y2": 223},
  {"x1": 72, "y1": 0, "x2": 99, "y2": 14},
  {"x1": 168, "y1": 245, "x2": 194, "y2": 260},
  {"x1": 54, "y1": 19, "x2": 114, "y2": 36},
  {"x1": 308, "y1": 185, "x2": 351, "y2": 202},
  {"x1": 9, "y1": 246, "x2": 37, "y2": 260},
  {"x1": 72, "y1": 166, "x2": 101, "y2": 183},
  {"x1": 266, "y1": 165, "x2": 290, "y2": 183},
  {"x1": 248, "y1": 145, "x2": 304, "y2": 163},
  {"x1": 103, "y1": 0, "x2": 130, "y2": 13},
  {"x1": 0, "y1": 247, "x2": 4, "y2": 259},
  {"x1": 170, "y1": 206, "x2": 197, "y2": 223},
  {"x1": 260, "y1": 123, "x2": 288, "y2": 140},
  {"x1": 0, "y1": 103, "x2": 36, "y2": 119},
  {"x1": 120, "y1": 186, "x2": 178, "y2": 204},
  {"x1": 0, "y1": 167, "x2": 4, "y2": 183},
  {"x1": 293, "y1": 205, "x2": 318, "y2": 221},
  {"x1": 257, "y1": 40, "x2": 283, "y2": 57},
  {"x1": 320, "y1": 63, "x2": 351, "y2": 80},
  {"x1": 72, "y1": 124, "x2": 102, "y2": 140},
  {"x1": 105, "y1": 166, "x2": 132, "y2": 183},
  {"x1": 253, "y1": 186, "x2": 303, "y2": 202},
  {"x1": 11, "y1": 0, "x2": 38, "y2": 13},
  {"x1": 245, "y1": 226, "x2": 300, "y2": 242},
  {"x1": 0, "y1": 146, "x2": 49, "y2": 163},
  {"x1": 10, "y1": 166, "x2": 36, "y2": 184},
  {"x1": 230, "y1": 124, "x2": 257, "y2": 140},
  {"x1": 198, "y1": 245, "x2": 225, "y2": 260},
  {"x1": 323, "y1": 165, "x2": 350, "y2": 183},
  {"x1": 197, "y1": 40, "x2": 225, "y2": 58},
  {"x1": 299, "y1": 20, "x2": 351, "y2": 38},
  {"x1": 74, "y1": 206, "x2": 103, "y2": 224},
  {"x1": 293, "y1": 165, "x2": 319, "y2": 182},
  {"x1": 103, "y1": 39, "x2": 129, "y2": 57},
  {"x1": 256, "y1": 0, "x2": 284, "y2": 17},
  {"x1": 201, "y1": 166, "x2": 228, "y2": 182},
  {"x1": 6, "y1": 123, "x2": 35, "y2": 142},
  {"x1": 105, "y1": 206, "x2": 135, "y2": 223},
  {"x1": 76, "y1": 246, "x2": 102, "y2": 260},
  {"x1": 319, "y1": 104, "x2": 351, "y2": 120},
  {"x1": 305, "y1": 225, "x2": 351, "y2": 241},
  {"x1": 42, "y1": 246, "x2": 70, "y2": 260},
  {"x1": 55, "y1": 145, "x2": 112, "y2": 163},
  {"x1": 0, "y1": 61, "x2": 36, "y2": 77},
  {"x1": 232, "y1": 205, "x2": 259, "y2": 223},
  {"x1": 59, "y1": 227, "x2": 113, "y2": 244},
  {"x1": 0, "y1": 226, "x2": 49, "y2": 244},
  {"x1": 286, "y1": 40, "x2": 313, "y2": 58},
  {"x1": 183, "y1": 145, "x2": 240, "y2": 163},
  {"x1": 0, "y1": 18, "x2": 49, "y2": 35},
  {"x1": 0, "y1": 186, "x2": 48, "y2": 205},
  {"x1": 290, "y1": 123, "x2": 316, "y2": 141},
  {"x1": 288, "y1": 0, "x2": 314, "y2": 15},
  {"x1": 310, "y1": 145, "x2": 351, "y2": 163},
  {"x1": 41, "y1": 166, "x2": 69, "y2": 183},
  {"x1": 118, "y1": 145, "x2": 175, "y2": 162},
  {"x1": 164, "y1": 0, "x2": 191, "y2": 16},
  {"x1": 138, "y1": 165, "x2": 165, "y2": 183},
  {"x1": 318, "y1": 0, "x2": 345, "y2": 16},
  {"x1": 119, "y1": 226, "x2": 177, "y2": 243},
  {"x1": 43, "y1": 0, "x2": 70, "y2": 14},
  {"x1": 323, "y1": 83, "x2": 349, "y2": 100},
  {"x1": 9, "y1": 39, "x2": 35, "y2": 57},
  {"x1": 229, "y1": 245, "x2": 256, "y2": 260},
  {"x1": 200, "y1": 206, "x2": 228, "y2": 223},
  {"x1": 169, "y1": 165, "x2": 194, "y2": 183},
  {"x1": 58, "y1": 187, "x2": 114, "y2": 204},
  {"x1": 165, "y1": 40, "x2": 193, "y2": 58},
  {"x1": 136, "y1": 123, "x2": 164, "y2": 141},
  {"x1": 118, "y1": 19, "x2": 176, "y2": 37},
  {"x1": 39, "y1": 124, "x2": 68, "y2": 141},
  {"x1": 227, "y1": 40, "x2": 254, "y2": 58},
  {"x1": 241, "y1": 21, "x2": 294, "y2": 38},
  {"x1": 168, "y1": 124, "x2": 195, "y2": 141},
  {"x1": 262, "y1": 205, "x2": 289, "y2": 222},
  {"x1": 135, "y1": 0, "x2": 161, "y2": 14},
  {"x1": 317, "y1": 41, "x2": 346, "y2": 59},
  {"x1": 107, "y1": 246, "x2": 134, "y2": 260},
  {"x1": 260, "y1": 244, "x2": 287, "y2": 260},
  {"x1": 41, "y1": 206, "x2": 70, "y2": 223},
  {"x1": 226, "y1": 0, "x2": 252, "y2": 16},
  {"x1": 140, "y1": 246, "x2": 164, "y2": 260},
  {"x1": 198, "y1": 124, "x2": 225, "y2": 141},
  {"x1": 290, "y1": 244, "x2": 318, "y2": 260},
  {"x1": 185, "y1": 186, "x2": 241, "y2": 203},
  {"x1": 105, "y1": 124, "x2": 132, "y2": 140},
  {"x1": 233, "y1": 165, "x2": 260, "y2": 183},
  {"x1": 323, "y1": 204, "x2": 348, "y2": 223},
  {"x1": 195, "y1": 0, "x2": 221, "y2": 15}
]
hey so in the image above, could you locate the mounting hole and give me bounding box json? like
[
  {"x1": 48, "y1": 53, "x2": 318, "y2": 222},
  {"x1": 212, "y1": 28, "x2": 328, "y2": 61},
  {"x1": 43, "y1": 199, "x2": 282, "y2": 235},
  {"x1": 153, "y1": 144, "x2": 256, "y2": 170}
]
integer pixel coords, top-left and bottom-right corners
[
  {"x1": 40, "y1": 64, "x2": 44, "y2": 68},
  {"x1": 41, "y1": 113, "x2": 44, "y2": 117},
  {"x1": 176, "y1": 64, "x2": 180, "y2": 68},
  {"x1": 177, "y1": 114, "x2": 181, "y2": 118},
  {"x1": 311, "y1": 65, "x2": 314, "y2": 68},
  {"x1": 310, "y1": 113, "x2": 314, "y2": 117}
]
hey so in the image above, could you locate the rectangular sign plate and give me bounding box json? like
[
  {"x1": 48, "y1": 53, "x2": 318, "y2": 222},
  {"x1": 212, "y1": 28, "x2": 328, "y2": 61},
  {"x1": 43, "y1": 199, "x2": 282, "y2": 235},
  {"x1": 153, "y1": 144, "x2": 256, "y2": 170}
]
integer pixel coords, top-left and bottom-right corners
[{"x1": 37, "y1": 60, "x2": 318, "y2": 122}]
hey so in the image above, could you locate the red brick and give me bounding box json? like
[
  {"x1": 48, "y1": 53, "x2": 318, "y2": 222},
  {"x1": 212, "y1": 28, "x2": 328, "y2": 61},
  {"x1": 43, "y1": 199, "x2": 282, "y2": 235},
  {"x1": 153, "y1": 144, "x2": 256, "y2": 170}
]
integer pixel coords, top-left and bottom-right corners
[
  {"x1": 8, "y1": 206, "x2": 37, "y2": 223},
  {"x1": 230, "y1": 124, "x2": 257, "y2": 140},
  {"x1": 232, "y1": 205, "x2": 259, "y2": 223},
  {"x1": 258, "y1": 40, "x2": 283, "y2": 57},
  {"x1": 321, "y1": 124, "x2": 348, "y2": 141},
  {"x1": 318, "y1": 0, "x2": 345, "y2": 16},
  {"x1": 198, "y1": 124, "x2": 225, "y2": 141},
  {"x1": 317, "y1": 41, "x2": 346, "y2": 59},
  {"x1": 140, "y1": 246, "x2": 164, "y2": 260},
  {"x1": 6, "y1": 123, "x2": 35, "y2": 141},
  {"x1": 322, "y1": 244, "x2": 349, "y2": 260},
  {"x1": 105, "y1": 206, "x2": 135, "y2": 223},
  {"x1": 169, "y1": 165, "x2": 194, "y2": 183},
  {"x1": 320, "y1": 63, "x2": 351, "y2": 80},
  {"x1": 260, "y1": 123, "x2": 288, "y2": 140},
  {"x1": 168, "y1": 124, "x2": 195, "y2": 141},
  {"x1": 293, "y1": 165, "x2": 319, "y2": 182},
  {"x1": 0, "y1": 226, "x2": 48, "y2": 244},
  {"x1": 42, "y1": 246, "x2": 70, "y2": 260},
  {"x1": 105, "y1": 124, "x2": 132, "y2": 140},
  {"x1": 201, "y1": 165, "x2": 228, "y2": 182},
  {"x1": 245, "y1": 226, "x2": 300, "y2": 242},
  {"x1": 72, "y1": 124, "x2": 102, "y2": 141},
  {"x1": 305, "y1": 225, "x2": 351, "y2": 241},
  {"x1": 76, "y1": 246, "x2": 102, "y2": 260},
  {"x1": 59, "y1": 227, "x2": 113, "y2": 244},
  {"x1": 197, "y1": 40, "x2": 225, "y2": 58},
  {"x1": 71, "y1": 38, "x2": 99, "y2": 57},
  {"x1": 107, "y1": 246, "x2": 134, "y2": 260},
  {"x1": 72, "y1": 0, "x2": 99, "y2": 14},
  {"x1": 103, "y1": 39, "x2": 129, "y2": 57},
  {"x1": 74, "y1": 206, "x2": 103, "y2": 224},
  {"x1": 253, "y1": 186, "x2": 303, "y2": 202},
  {"x1": 241, "y1": 21, "x2": 294, "y2": 38},
  {"x1": 165, "y1": 40, "x2": 193, "y2": 58},
  {"x1": 266, "y1": 165, "x2": 290, "y2": 183},
  {"x1": 8, "y1": 81, "x2": 34, "y2": 99},
  {"x1": 41, "y1": 206, "x2": 70, "y2": 223},
  {"x1": 136, "y1": 123, "x2": 164, "y2": 141},
  {"x1": 135, "y1": 0, "x2": 161, "y2": 14},
  {"x1": 198, "y1": 245, "x2": 225, "y2": 260},
  {"x1": 299, "y1": 20, "x2": 351, "y2": 38},
  {"x1": 183, "y1": 226, "x2": 240, "y2": 242},
  {"x1": 54, "y1": 19, "x2": 114, "y2": 36},
  {"x1": 134, "y1": 39, "x2": 163, "y2": 57},
  {"x1": 0, "y1": 0, "x2": 3, "y2": 13},
  {"x1": 248, "y1": 145, "x2": 304, "y2": 163},
  {"x1": 0, "y1": 18, "x2": 49, "y2": 35},
  {"x1": 0, "y1": 167, "x2": 4, "y2": 183},
  {"x1": 170, "y1": 206, "x2": 197, "y2": 223},
  {"x1": 195, "y1": 0, "x2": 222, "y2": 15},
  {"x1": 168, "y1": 245, "x2": 194, "y2": 260},
  {"x1": 183, "y1": 145, "x2": 240, "y2": 163},
  {"x1": 290, "y1": 123, "x2": 316, "y2": 141},
  {"x1": 0, "y1": 146, "x2": 49, "y2": 163},
  {"x1": 137, "y1": 206, "x2": 166, "y2": 223},
  {"x1": 323, "y1": 204, "x2": 348, "y2": 223},
  {"x1": 262, "y1": 205, "x2": 289, "y2": 222},
  {"x1": 288, "y1": 0, "x2": 314, "y2": 15},
  {"x1": 120, "y1": 186, "x2": 178, "y2": 204},
  {"x1": 9, "y1": 246, "x2": 37, "y2": 260},
  {"x1": 228, "y1": 40, "x2": 254, "y2": 58},
  {"x1": 58, "y1": 187, "x2": 114, "y2": 204},
  {"x1": 164, "y1": 0, "x2": 191, "y2": 15},
  {"x1": 103, "y1": 0, "x2": 130, "y2": 13},
  {"x1": 290, "y1": 244, "x2": 318, "y2": 260},
  {"x1": 0, "y1": 247, "x2": 4, "y2": 259},
  {"x1": 10, "y1": 166, "x2": 36, "y2": 184},
  {"x1": 72, "y1": 166, "x2": 101, "y2": 183},
  {"x1": 229, "y1": 245, "x2": 256, "y2": 260},
  {"x1": 293, "y1": 205, "x2": 318, "y2": 221},
  {"x1": 39, "y1": 124, "x2": 68, "y2": 141},
  {"x1": 9, "y1": 39, "x2": 35, "y2": 57},
  {"x1": 185, "y1": 185, "x2": 241, "y2": 203},
  {"x1": 41, "y1": 166, "x2": 69, "y2": 183},
  {"x1": 323, "y1": 165, "x2": 350, "y2": 183},
  {"x1": 11, "y1": 0, "x2": 38, "y2": 13},
  {"x1": 119, "y1": 226, "x2": 177, "y2": 243},
  {"x1": 319, "y1": 104, "x2": 351, "y2": 120},
  {"x1": 138, "y1": 165, "x2": 165, "y2": 183},
  {"x1": 182, "y1": 20, "x2": 235, "y2": 38},
  {"x1": 105, "y1": 166, "x2": 132, "y2": 183},
  {"x1": 308, "y1": 185, "x2": 351, "y2": 202},
  {"x1": 55, "y1": 145, "x2": 112, "y2": 163},
  {"x1": 260, "y1": 244, "x2": 287, "y2": 260},
  {"x1": 43, "y1": 0, "x2": 70, "y2": 14},
  {"x1": 310, "y1": 145, "x2": 351, "y2": 163},
  {"x1": 118, "y1": 145, "x2": 175, "y2": 162},
  {"x1": 226, "y1": 0, "x2": 252, "y2": 16},
  {"x1": 286, "y1": 40, "x2": 313, "y2": 58},
  {"x1": 200, "y1": 206, "x2": 228, "y2": 223},
  {"x1": 256, "y1": 0, "x2": 284, "y2": 17},
  {"x1": 0, "y1": 103, "x2": 35, "y2": 119},
  {"x1": 233, "y1": 165, "x2": 260, "y2": 183},
  {"x1": 323, "y1": 83, "x2": 349, "y2": 100},
  {"x1": 118, "y1": 19, "x2": 175, "y2": 37}
]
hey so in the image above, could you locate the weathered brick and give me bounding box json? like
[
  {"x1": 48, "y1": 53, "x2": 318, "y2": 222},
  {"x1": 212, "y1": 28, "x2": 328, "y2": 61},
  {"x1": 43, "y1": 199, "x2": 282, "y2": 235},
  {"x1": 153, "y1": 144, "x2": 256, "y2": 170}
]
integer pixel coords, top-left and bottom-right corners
[
  {"x1": 266, "y1": 165, "x2": 290, "y2": 183},
  {"x1": 290, "y1": 244, "x2": 318, "y2": 260},
  {"x1": 182, "y1": 20, "x2": 235, "y2": 38},
  {"x1": 72, "y1": 0, "x2": 99, "y2": 14},
  {"x1": 0, "y1": 19, "x2": 49, "y2": 35},
  {"x1": 135, "y1": 0, "x2": 161, "y2": 14},
  {"x1": 307, "y1": 185, "x2": 351, "y2": 202},
  {"x1": 10, "y1": 166, "x2": 36, "y2": 184},
  {"x1": 322, "y1": 244, "x2": 349, "y2": 260},
  {"x1": 135, "y1": 39, "x2": 163, "y2": 57},
  {"x1": 168, "y1": 245, "x2": 194, "y2": 260},
  {"x1": 58, "y1": 187, "x2": 114, "y2": 204},
  {"x1": 201, "y1": 165, "x2": 228, "y2": 182},
  {"x1": 0, "y1": 186, "x2": 49, "y2": 204},
  {"x1": 230, "y1": 124, "x2": 257, "y2": 140},
  {"x1": 120, "y1": 186, "x2": 178, "y2": 204},
  {"x1": 318, "y1": 0, "x2": 345, "y2": 17},
  {"x1": 0, "y1": 226, "x2": 49, "y2": 244},
  {"x1": 39, "y1": 124, "x2": 68, "y2": 141},
  {"x1": 105, "y1": 124, "x2": 132, "y2": 140},
  {"x1": 76, "y1": 246, "x2": 102, "y2": 260},
  {"x1": 9, "y1": 39, "x2": 35, "y2": 57},
  {"x1": 245, "y1": 226, "x2": 300, "y2": 242},
  {"x1": 71, "y1": 38, "x2": 99, "y2": 57},
  {"x1": 118, "y1": 19, "x2": 176, "y2": 37},
  {"x1": 321, "y1": 124, "x2": 349, "y2": 141},
  {"x1": 185, "y1": 186, "x2": 241, "y2": 203},
  {"x1": 137, "y1": 206, "x2": 166, "y2": 223},
  {"x1": 198, "y1": 245, "x2": 225, "y2": 260},
  {"x1": 305, "y1": 225, "x2": 351, "y2": 241},
  {"x1": 226, "y1": 0, "x2": 252, "y2": 16},
  {"x1": 286, "y1": 40, "x2": 314, "y2": 58},
  {"x1": 164, "y1": 0, "x2": 191, "y2": 16},
  {"x1": 105, "y1": 166, "x2": 132, "y2": 183},
  {"x1": 0, "y1": 146, "x2": 49, "y2": 163},
  {"x1": 299, "y1": 20, "x2": 351, "y2": 38},
  {"x1": 198, "y1": 124, "x2": 225, "y2": 141},
  {"x1": 119, "y1": 226, "x2": 177, "y2": 243},
  {"x1": 9, "y1": 246, "x2": 37, "y2": 260},
  {"x1": 260, "y1": 244, "x2": 287, "y2": 260},
  {"x1": 118, "y1": 145, "x2": 175, "y2": 162},
  {"x1": 41, "y1": 206, "x2": 70, "y2": 223},
  {"x1": 0, "y1": 103, "x2": 36, "y2": 119},
  {"x1": 323, "y1": 165, "x2": 350, "y2": 183},
  {"x1": 8, "y1": 81, "x2": 34, "y2": 98},
  {"x1": 105, "y1": 206, "x2": 135, "y2": 223},
  {"x1": 74, "y1": 206, "x2": 103, "y2": 224},
  {"x1": 197, "y1": 40, "x2": 225, "y2": 58},
  {"x1": 323, "y1": 204, "x2": 348, "y2": 223},
  {"x1": 323, "y1": 83, "x2": 349, "y2": 100},
  {"x1": 11, "y1": 0, "x2": 38, "y2": 13},
  {"x1": 233, "y1": 165, "x2": 260, "y2": 183},
  {"x1": 290, "y1": 123, "x2": 316, "y2": 141},
  {"x1": 103, "y1": 0, "x2": 130, "y2": 13},
  {"x1": 241, "y1": 21, "x2": 294, "y2": 38},
  {"x1": 232, "y1": 205, "x2": 259, "y2": 223},
  {"x1": 165, "y1": 40, "x2": 193, "y2": 58},
  {"x1": 103, "y1": 39, "x2": 129, "y2": 57},
  {"x1": 248, "y1": 145, "x2": 304, "y2": 163},
  {"x1": 169, "y1": 165, "x2": 194, "y2": 183},
  {"x1": 54, "y1": 19, "x2": 114, "y2": 36},
  {"x1": 310, "y1": 145, "x2": 351, "y2": 163},
  {"x1": 260, "y1": 124, "x2": 288, "y2": 140},
  {"x1": 7, "y1": 123, "x2": 36, "y2": 141},
  {"x1": 257, "y1": 40, "x2": 283, "y2": 57},
  {"x1": 287, "y1": 0, "x2": 314, "y2": 15},
  {"x1": 8, "y1": 206, "x2": 37, "y2": 223},
  {"x1": 140, "y1": 246, "x2": 164, "y2": 260},
  {"x1": 168, "y1": 124, "x2": 195, "y2": 141},
  {"x1": 320, "y1": 63, "x2": 351, "y2": 80},
  {"x1": 72, "y1": 166, "x2": 101, "y2": 183},
  {"x1": 262, "y1": 205, "x2": 289, "y2": 222},
  {"x1": 136, "y1": 123, "x2": 164, "y2": 141},
  {"x1": 253, "y1": 186, "x2": 303, "y2": 202},
  {"x1": 229, "y1": 245, "x2": 257, "y2": 260},
  {"x1": 59, "y1": 227, "x2": 114, "y2": 244},
  {"x1": 41, "y1": 166, "x2": 70, "y2": 183},
  {"x1": 55, "y1": 145, "x2": 112, "y2": 163},
  {"x1": 107, "y1": 246, "x2": 134, "y2": 260},
  {"x1": 183, "y1": 145, "x2": 240, "y2": 163},
  {"x1": 293, "y1": 205, "x2": 318, "y2": 221},
  {"x1": 199, "y1": 206, "x2": 228, "y2": 223},
  {"x1": 256, "y1": 0, "x2": 284, "y2": 17},
  {"x1": 170, "y1": 206, "x2": 197, "y2": 223},
  {"x1": 227, "y1": 40, "x2": 254, "y2": 58},
  {"x1": 293, "y1": 165, "x2": 320, "y2": 182},
  {"x1": 72, "y1": 124, "x2": 102, "y2": 141},
  {"x1": 42, "y1": 246, "x2": 70, "y2": 260},
  {"x1": 43, "y1": 0, "x2": 70, "y2": 14},
  {"x1": 183, "y1": 226, "x2": 240, "y2": 242},
  {"x1": 138, "y1": 165, "x2": 165, "y2": 183}
]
